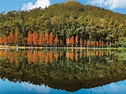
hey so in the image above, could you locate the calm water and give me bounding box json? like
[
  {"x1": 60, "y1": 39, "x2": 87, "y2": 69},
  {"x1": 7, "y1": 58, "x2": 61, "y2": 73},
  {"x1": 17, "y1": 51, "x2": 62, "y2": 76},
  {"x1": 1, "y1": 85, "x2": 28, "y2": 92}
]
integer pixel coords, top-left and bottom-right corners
[{"x1": 0, "y1": 49, "x2": 126, "y2": 94}]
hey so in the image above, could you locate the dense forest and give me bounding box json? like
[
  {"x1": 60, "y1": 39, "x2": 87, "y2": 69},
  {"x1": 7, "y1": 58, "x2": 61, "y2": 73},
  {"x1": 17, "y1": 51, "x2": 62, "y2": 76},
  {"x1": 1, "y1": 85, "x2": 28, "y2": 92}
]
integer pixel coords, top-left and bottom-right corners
[{"x1": 0, "y1": 2, "x2": 126, "y2": 47}]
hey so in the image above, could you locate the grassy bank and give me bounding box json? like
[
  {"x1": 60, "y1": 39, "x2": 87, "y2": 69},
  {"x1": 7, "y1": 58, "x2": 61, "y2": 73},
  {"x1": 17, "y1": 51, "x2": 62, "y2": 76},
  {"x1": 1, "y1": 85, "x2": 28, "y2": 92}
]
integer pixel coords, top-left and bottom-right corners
[{"x1": 0, "y1": 45, "x2": 125, "y2": 50}]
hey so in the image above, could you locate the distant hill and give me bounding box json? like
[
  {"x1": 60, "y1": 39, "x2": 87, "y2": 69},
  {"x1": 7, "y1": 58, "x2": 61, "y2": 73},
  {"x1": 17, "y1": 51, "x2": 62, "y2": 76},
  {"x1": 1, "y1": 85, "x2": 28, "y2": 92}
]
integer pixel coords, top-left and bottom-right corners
[{"x1": 0, "y1": 2, "x2": 126, "y2": 47}]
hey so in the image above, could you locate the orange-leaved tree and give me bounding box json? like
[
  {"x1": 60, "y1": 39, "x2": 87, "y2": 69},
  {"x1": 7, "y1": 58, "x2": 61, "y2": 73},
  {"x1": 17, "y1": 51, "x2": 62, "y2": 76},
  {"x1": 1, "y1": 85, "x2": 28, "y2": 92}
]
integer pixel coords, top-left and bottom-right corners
[
  {"x1": 27, "y1": 31, "x2": 33, "y2": 45},
  {"x1": 7, "y1": 32, "x2": 14, "y2": 45},
  {"x1": 49, "y1": 32, "x2": 54, "y2": 46},
  {"x1": 2, "y1": 37, "x2": 7, "y2": 45},
  {"x1": 44, "y1": 32, "x2": 49, "y2": 45},
  {"x1": 38, "y1": 32, "x2": 44, "y2": 45},
  {"x1": 0, "y1": 37, "x2": 2, "y2": 45},
  {"x1": 54, "y1": 35, "x2": 59, "y2": 46},
  {"x1": 33, "y1": 31, "x2": 38, "y2": 45},
  {"x1": 66, "y1": 38, "x2": 69, "y2": 46},
  {"x1": 70, "y1": 36, "x2": 75, "y2": 47}
]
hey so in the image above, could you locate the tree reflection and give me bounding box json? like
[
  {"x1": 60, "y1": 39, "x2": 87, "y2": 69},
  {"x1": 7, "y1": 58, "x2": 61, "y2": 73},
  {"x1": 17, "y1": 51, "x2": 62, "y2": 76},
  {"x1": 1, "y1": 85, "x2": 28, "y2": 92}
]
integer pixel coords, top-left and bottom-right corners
[
  {"x1": 0, "y1": 50, "x2": 109, "y2": 64},
  {"x1": 0, "y1": 49, "x2": 126, "y2": 92}
]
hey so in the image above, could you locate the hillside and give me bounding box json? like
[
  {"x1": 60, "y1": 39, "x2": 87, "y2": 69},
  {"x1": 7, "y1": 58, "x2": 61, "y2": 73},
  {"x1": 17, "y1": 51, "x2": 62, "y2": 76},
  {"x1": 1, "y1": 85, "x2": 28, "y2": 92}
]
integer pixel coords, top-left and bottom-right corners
[{"x1": 0, "y1": 2, "x2": 126, "y2": 47}]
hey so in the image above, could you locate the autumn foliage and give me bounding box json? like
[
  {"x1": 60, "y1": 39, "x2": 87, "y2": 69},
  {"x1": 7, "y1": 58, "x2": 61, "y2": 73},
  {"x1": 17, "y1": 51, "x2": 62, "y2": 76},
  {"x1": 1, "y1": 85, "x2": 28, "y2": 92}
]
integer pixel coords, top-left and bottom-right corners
[
  {"x1": 49, "y1": 32, "x2": 54, "y2": 46},
  {"x1": 0, "y1": 31, "x2": 109, "y2": 47},
  {"x1": 70, "y1": 36, "x2": 74, "y2": 46},
  {"x1": 54, "y1": 36, "x2": 59, "y2": 45},
  {"x1": 38, "y1": 32, "x2": 44, "y2": 45},
  {"x1": 0, "y1": 2, "x2": 125, "y2": 48},
  {"x1": 0, "y1": 37, "x2": 2, "y2": 45},
  {"x1": 33, "y1": 31, "x2": 38, "y2": 45},
  {"x1": 28, "y1": 31, "x2": 33, "y2": 45}
]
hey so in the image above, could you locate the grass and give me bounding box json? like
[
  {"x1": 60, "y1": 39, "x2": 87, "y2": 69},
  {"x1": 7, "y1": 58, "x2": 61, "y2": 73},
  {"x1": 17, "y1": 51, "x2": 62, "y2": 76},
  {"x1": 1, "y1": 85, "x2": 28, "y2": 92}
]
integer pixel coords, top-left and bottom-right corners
[{"x1": 0, "y1": 45, "x2": 125, "y2": 50}]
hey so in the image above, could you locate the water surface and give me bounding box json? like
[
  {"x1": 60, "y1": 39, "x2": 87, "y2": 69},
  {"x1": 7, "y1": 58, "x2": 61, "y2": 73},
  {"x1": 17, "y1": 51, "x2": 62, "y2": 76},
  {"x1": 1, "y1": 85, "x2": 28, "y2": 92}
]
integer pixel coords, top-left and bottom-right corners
[{"x1": 0, "y1": 49, "x2": 126, "y2": 94}]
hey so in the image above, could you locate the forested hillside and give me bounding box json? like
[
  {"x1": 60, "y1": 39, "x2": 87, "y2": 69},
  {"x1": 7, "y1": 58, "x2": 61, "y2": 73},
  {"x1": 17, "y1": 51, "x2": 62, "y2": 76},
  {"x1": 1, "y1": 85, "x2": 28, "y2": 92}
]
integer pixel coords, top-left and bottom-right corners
[{"x1": 0, "y1": 2, "x2": 126, "y2": 47}]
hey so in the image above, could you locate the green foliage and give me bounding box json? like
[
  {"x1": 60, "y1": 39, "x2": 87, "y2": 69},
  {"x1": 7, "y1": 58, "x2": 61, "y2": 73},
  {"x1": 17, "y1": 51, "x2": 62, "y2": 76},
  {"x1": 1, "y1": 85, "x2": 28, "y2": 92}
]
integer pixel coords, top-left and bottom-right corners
[
  {"x1": 119, "y1": 38, "x2": 126, "y2": 47},
  {"x1": 0, "y1": 2, "x2": 126, "y2": 46}
]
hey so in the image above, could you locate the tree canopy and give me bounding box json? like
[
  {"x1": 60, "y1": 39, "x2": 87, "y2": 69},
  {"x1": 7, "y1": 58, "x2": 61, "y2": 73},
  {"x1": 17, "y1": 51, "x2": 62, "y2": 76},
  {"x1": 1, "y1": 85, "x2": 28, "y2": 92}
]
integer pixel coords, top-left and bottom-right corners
[{"x1": 0, "y1": 2, "x2": 126, "y2": 47}]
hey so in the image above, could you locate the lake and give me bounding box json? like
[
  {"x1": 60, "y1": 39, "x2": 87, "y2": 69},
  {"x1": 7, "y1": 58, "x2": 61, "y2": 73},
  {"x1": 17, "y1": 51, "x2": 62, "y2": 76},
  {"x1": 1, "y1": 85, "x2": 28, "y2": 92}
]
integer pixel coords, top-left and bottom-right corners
[{"x1": 0, "y1": 49, "x2": 126, "y2": 94}]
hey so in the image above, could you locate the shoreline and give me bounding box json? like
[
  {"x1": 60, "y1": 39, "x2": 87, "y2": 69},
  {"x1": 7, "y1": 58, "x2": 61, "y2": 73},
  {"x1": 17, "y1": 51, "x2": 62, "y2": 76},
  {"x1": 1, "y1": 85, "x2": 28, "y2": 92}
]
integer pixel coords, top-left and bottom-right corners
[{"x1": 0, "y1": 45, "x2": 124, "y2": 50}]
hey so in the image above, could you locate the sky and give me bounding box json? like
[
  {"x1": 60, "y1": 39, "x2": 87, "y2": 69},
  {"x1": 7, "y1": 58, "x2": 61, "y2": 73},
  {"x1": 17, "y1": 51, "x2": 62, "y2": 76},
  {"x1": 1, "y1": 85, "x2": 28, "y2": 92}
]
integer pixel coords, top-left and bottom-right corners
[{"x1": 0, "y1": 0, "x2": 126, "y2": 14}]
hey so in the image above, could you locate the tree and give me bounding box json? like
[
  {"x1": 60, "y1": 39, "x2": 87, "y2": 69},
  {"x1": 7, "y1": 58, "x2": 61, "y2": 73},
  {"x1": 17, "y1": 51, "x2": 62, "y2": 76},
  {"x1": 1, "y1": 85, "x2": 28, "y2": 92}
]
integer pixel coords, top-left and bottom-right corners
[
  {"x1": 70, "y1": 36, "x2": 74, "y2": 46},
  {"x1": 54, "y1": 35, "x2": 59, "y2": 46},
  {"x1": 66, "y1": 38, "x2": 69, "y2": 46},
  {"x1": 38, "y1": 32, "x2": 44, "y2": 45},
  {"x1": 0, "y1": 37, "x2": 2, "y2": 45},
  {"x1": 7, "y1": 32, "x2": 14, "y2": 45},
  {"x1": 22, "y1": 37, "x2": 27, "y2": 45},
  {"x1": 67, "y1": 0, "x2": 77, "y2": 2},
  {"x1": 75, "y1": 35, "x2": 78, "y2": 47},
  {"x1": 14, "y1": 28, "x2": 19, "y2": 45},
  {"x1": 33, "y1": 31, "x2": 38, "y2": 45},
  {"x1": 27, "y1": 31, "x2": 33, "y2": 45},
  {"x1": 0, "y1": 2, "x2": 126, "y2": 47},
  {"x1": 119, "y1": 38, "x2": 126, "y2": 47},
  {"x1": 80, "y1": 38, "x2": 83, "y2": 47},
  {"x1": 84, "y1": 40, "x2": 87, "y2": 47},
  {"x1": 44, "y1": 32, "x2": 49, "y2": 45},
  {"x1": 2, "y1": 37, "x2": 7, "y2": 45},
  {"x1": 49, "y1": 32, "x2": 54, "y2": 46}
]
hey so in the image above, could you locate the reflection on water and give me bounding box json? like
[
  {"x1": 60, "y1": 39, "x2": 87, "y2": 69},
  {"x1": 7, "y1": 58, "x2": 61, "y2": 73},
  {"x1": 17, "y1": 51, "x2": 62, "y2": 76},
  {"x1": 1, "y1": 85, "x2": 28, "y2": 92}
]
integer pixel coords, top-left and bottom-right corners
[
  {"x1": 86, "y1": 80, "x2": 126, "y2": 94},
  {"x1": 0, "y1": 79, "x2": 50, "y2": 94},
  {"x1": 0, "y1": 49, "x2": 126, "y2": 94},
  {"x1": 1, "y1": 77, "x2": 126, "y2": 94},
  {"x1": 21, "y1": 82, "x2": 50, "y2": 94},
  {"x1": 0, "y1": 49, "x2": 109, "y2": 64}
]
